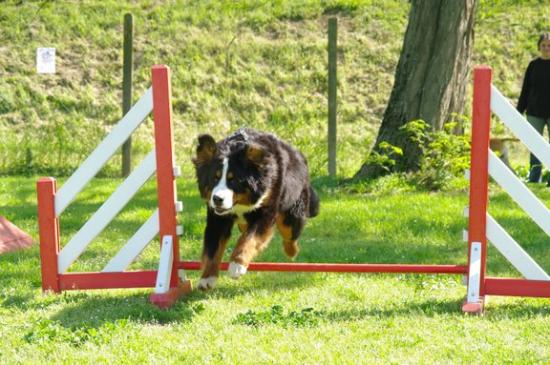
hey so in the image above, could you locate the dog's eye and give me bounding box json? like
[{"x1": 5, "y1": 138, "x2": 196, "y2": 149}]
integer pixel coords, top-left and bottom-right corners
[{"x1": 227, "y1": 172, "x2": 234, "y2": 181}]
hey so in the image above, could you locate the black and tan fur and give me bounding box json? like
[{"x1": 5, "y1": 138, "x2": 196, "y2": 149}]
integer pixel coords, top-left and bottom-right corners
[{"x1": 192, "y1": 129, "x2": 319, "y2": 289}]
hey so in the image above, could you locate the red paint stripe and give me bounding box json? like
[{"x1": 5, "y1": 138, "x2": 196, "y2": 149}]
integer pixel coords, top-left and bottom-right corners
[
  {"x1": 177, "y1": 261, "x2": 467, "y2": 274},
  {"x1": 467, "y1": 66, "x2": 492, "y2": 297},
  {"x1": 485, "y1": 277, "x2": 550, "y2": 298},
  {"x1": 37, "y1": 177, "x2": 61, "y2": 293},
  {"x1": 59, "y1": 271, "x2": 158, "y2": 290}
]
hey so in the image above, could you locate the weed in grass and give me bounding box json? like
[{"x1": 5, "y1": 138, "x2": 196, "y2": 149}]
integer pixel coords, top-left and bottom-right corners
[
  {"x1": 232, "y1": 304, "x2": 324, "y2": 328},
  {"x1": 23, "y1": 317, "x2": 128, "y2": 347}
]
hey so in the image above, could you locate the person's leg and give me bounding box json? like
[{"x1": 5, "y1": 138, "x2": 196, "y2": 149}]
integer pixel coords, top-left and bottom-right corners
[
  {"x1": 546, "y1": 117, "x2": 550, "y2": 186},
  {"x1": 526, "y1": 115, "x2": 545, "y2": 183}
]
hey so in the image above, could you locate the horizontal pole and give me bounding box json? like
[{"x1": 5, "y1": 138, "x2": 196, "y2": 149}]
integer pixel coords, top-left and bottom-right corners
[
  {"x1": 177, "y1": 261, "x2": 467, "y2": 274},
  {"x1": 485, "y1": 277, "x2": 550, "y2": 298},
  {"x1": 59, "y1": 271, "x2": 158, "y2": 290}
]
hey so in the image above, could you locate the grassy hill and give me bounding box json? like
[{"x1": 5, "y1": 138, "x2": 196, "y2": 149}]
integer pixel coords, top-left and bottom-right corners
[{"x1": 0, "y1": 0, "x2": 549, "y2": 177}]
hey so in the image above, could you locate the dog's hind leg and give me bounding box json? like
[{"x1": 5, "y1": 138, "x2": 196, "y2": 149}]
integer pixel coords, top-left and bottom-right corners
[
  {"x1": 198, "y1": 211, "x2": 233, "y2": 290},
  {"x1": 229, "y1": 225, "x2": 275, "y2": 279},
  {"x1": 276, "y1": 212, "x2": 305, "y2": 259}
]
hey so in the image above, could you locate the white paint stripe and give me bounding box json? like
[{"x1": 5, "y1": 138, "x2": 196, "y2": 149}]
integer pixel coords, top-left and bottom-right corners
[
  {"x1": 491, "y1": 85, "x2": 550, "y2": 170},
  {"x1": 467, "y1": 242, "x2": 482, "y2": 304},
  {"x1": 488, "y1": 150, "x2": 550, "y2": 238},
  {"x1": 101, "y1": 209, "x2": 159, "y2": 272},
  {"x1": 154, "y1": 235, "x2": 174, "y2": 294},
  {"x1": 487, "y1": 214, "x2": 550, "y2": 280},
  {"x1": 55, "y1": 88, "x2": 153, "y2": 216},
  {"x1": 58, "y1": 151, "x2": 156, "y2": 273}
]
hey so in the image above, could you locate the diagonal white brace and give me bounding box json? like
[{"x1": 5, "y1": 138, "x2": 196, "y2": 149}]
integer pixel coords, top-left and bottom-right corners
[
  {"x1": 486, "y1": 214, "x2": 550, "y2": 281},
  {"x1": 55, "y1": 88, "x2": 153, "y2": 216},
  {"x1": 102, "y1": 209, "x2": 160, "y2": 273},
  {"x1": 154, "y1": 235, "x2": 174, "y2": 294},
  {"x1": 58, "y1": 150, "x2": 156, "y2": 273},
  {"x1": 491, "y1": 85, "x2": 550, "y2": 170},
  {"x1": 488, "y1": 150, "x2": 550, "y2": 238}
]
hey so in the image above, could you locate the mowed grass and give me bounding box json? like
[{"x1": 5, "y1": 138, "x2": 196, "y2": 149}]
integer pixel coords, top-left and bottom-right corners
[{"x1": 2, "y1": 176, "x2": 550, "y2": 364}]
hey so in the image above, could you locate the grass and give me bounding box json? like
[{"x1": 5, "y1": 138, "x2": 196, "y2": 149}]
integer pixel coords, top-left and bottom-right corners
[
  {"x1": 1, "y1": 0, "x2": 549, "y2": 177},
  {"x1": 2, "y1": 0, "x2": 550, "y2": 363},
  {"x1": 2, "y1": 176, "x2": 550, "y2": 364}
]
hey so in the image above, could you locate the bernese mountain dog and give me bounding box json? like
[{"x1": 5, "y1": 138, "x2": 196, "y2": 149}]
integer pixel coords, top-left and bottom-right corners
[{"x1": 192, "y1": 129, "x2": 319, "y2": 289}]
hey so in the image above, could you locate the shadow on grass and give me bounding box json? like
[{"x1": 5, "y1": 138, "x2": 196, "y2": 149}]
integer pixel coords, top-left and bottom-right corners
[
  {"x1": 485, "y1": 302, "x2": 550, "y2": 318},
  {"x1": 196, "y1": 271, "x2": 322, "y2": 299},
  {"x1": 324, "y1": 298, "x2": 465, "y2": 320},
  {"x1": 49, "y1": 292, "x2": 200, "y2": 328},
  {"x1": 41, "y1": 271, "x2": 316, "y2": 329},
  {"x1": 323, "y1": 298, "x2": 550, "y2": 321}
]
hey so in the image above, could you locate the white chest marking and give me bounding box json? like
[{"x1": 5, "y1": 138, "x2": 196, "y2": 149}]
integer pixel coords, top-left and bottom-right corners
[{"x1": 232, "y1": 190, "x2": 270, "y2": 223}]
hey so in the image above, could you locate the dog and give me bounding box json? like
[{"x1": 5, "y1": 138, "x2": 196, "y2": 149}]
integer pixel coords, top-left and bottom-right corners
[{"x1": 192, "y1": 128, "x2": 319, "y2": 289}]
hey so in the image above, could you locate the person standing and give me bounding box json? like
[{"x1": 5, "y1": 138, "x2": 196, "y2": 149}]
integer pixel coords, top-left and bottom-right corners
[{"x1": 517, "y1": 32, "x2": 550, "y2": 185}]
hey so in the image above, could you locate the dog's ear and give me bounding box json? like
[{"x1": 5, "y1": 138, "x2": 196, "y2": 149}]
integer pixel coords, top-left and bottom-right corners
[
  {"x1": 246, "y1": 144, "x2": 266, "y2": 165},
  {"x1": 193, "y1": 134, "x2": 216, "y2": 167}
]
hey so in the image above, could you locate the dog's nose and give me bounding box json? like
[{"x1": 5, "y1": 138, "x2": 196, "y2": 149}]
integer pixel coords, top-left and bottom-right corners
[{"x1": 212, "y1": 195, "x2": 223, "y2": 206}]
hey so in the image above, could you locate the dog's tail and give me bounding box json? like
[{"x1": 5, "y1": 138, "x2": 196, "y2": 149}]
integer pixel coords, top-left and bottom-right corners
[{"x1": 308, "y1": 185, "x2": 320, "y2": 218}]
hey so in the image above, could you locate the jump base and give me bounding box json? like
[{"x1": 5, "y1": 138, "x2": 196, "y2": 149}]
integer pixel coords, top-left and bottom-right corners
[{"x1": 149, "y1": 280, "x2": 192, "y2": 309}]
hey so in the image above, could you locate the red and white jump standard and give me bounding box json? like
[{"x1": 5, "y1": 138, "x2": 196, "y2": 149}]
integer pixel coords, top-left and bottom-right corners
[
  {"x1": 462, "y1": 66, "x2": 550, "y2": 313},
  {"x1": 37, "y1": 65, "x2": 190, "y2": 308}
]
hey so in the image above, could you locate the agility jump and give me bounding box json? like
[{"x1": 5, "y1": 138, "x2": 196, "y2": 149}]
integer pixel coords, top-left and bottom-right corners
[
  {"x1": 462, "y1": 66, "x2": 550, "y2": 313},
  {"x1": 37, "y1": 65, "x2": 550, "y2": 312},
  {"x1": 37, "y1": 65, "x2": 190, "y2": 308}
]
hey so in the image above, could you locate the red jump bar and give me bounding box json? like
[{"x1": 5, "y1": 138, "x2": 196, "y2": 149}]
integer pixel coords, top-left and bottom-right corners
[
  {"x1": 177, "y1": 261, "x2": 468, "y2": 274},
  {"x1": 485, "y1": 277, "x2": 550, "y2": 298}
]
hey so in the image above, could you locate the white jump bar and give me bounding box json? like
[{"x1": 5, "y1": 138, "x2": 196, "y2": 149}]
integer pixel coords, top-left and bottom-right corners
[
  {"x1": 55, "y1": 87, "x2": 153, "y2": 217},
  {"x1": 58, "y1": 150, "x2": 156, "y2": 273}
]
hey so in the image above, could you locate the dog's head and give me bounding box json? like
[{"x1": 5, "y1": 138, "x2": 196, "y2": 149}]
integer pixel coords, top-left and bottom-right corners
[{"x1": 192, "y1": 133, "x2": 271, "y2": 216}]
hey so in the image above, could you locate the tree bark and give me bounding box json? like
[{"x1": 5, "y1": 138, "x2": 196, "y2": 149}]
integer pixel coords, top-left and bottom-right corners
[{"x1": 354, "y1": 0, "x2": 477, "y2": 179}]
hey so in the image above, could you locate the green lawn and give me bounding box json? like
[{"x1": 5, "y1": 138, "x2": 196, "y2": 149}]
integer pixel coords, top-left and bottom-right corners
[
  {"x1": 2, "y1": 0, "x2": 550, "y2": 363},
  {"x1": 1, "y1": 176, "x2": 550, "y2": 364}
]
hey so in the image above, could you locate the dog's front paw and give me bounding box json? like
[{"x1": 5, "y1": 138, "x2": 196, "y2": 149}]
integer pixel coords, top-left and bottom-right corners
[
  {"x1": 197, "y1": 276, "x2": 217, "y2": 290},
  {"x1": 228, "y1": 262, "x2": 247, "y2": 279}
]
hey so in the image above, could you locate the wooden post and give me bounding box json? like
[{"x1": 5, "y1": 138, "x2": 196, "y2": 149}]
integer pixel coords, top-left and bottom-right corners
[
  {"x1": 150, "y1": 66, "x2": 181, "y2": 285},
  {"x1": 37, "y1": 177, "x2": 60, "y2": 292},
  {"x1": 122, "y1": 13, "x2": 134, "y2": 177},
  {"x1": 149, "y1": 65, "x2": 191, "y2": 308},
  {"x1": 462, "y1": 66, "x2": 492, "y2": 314},
  {"x1": 328, "y1": 17, "x2": 337, "y2": 177}
]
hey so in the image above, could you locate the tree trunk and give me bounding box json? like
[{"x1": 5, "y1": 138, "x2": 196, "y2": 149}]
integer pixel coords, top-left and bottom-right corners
[{"x1": 354, "y1": 0, "x2": 477, "y2": 179}]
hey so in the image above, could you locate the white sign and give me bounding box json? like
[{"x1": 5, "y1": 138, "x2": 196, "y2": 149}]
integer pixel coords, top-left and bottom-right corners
[{"x1": 36, "y1": 47, "x2": 56, "y2": 74}]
